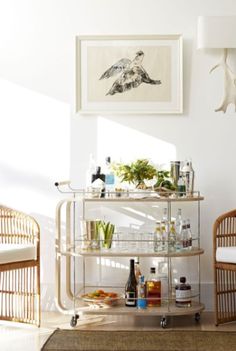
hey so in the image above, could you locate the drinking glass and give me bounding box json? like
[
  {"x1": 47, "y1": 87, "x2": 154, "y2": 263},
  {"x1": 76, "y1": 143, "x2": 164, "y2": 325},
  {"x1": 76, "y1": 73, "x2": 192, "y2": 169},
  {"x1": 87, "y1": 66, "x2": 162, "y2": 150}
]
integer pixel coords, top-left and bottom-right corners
[
  {"x1": 111, "y1": 232, "x2": 120, "y2": 252},
  {"x1": 144, "y1": 176, "x2": 157, "y2": 191}
]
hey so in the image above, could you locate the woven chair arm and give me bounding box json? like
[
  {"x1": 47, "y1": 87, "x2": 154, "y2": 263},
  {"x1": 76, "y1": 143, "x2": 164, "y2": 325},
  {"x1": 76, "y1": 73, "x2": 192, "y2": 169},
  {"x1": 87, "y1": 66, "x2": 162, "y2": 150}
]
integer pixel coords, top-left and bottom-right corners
[
  {"x1": 0, "y1": 206, "x2": 40, "y2": 244},
  {"x1": 213, "y1": 209, "x2": 236, "y2": 261}
]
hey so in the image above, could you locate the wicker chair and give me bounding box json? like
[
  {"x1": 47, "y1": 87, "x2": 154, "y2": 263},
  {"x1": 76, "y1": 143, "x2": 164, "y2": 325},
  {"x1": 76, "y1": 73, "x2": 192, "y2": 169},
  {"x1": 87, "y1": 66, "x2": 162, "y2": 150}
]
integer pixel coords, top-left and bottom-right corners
[
  {"x1": 0, "y1": 206, "x2": 40, "y2": 326},
  {"x1": 213, "y1": 209, "x2": 236, "y2": 325}
]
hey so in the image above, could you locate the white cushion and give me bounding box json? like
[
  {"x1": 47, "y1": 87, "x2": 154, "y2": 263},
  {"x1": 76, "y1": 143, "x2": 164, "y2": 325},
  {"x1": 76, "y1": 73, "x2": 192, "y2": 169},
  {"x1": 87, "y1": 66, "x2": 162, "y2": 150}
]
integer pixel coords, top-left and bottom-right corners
[
  {"x1": 0, "y1": 244, "x2": 37, "y2": 264},
  {"x1": 216, "y1": 246, "x2": 236, "y2": 264}
]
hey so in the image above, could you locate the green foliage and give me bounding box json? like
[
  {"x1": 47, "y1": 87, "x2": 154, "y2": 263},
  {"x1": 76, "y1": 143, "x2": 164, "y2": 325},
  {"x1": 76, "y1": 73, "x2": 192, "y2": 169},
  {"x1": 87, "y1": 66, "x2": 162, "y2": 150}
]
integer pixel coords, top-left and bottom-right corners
[
  {"x1": 112, "y1": 159, "x2": 157, "y2": 187},
  {"x1": 112, "y1": 159, "x2": 176, "y2": 190},
  {"x1": 155, "y1": 171, "x2": 176, "y2": 191},
  {"x1": 98, "y1": 221, "x2": 115, "y2": 249}
]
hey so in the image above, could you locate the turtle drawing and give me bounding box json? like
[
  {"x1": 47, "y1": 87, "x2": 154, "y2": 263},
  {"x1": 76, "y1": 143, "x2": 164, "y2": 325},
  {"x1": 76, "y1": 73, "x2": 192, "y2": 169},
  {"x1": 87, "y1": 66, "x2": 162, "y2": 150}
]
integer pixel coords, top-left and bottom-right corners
[{"x1": 99, "y1": 51, "x2": 161, "y2": 96}]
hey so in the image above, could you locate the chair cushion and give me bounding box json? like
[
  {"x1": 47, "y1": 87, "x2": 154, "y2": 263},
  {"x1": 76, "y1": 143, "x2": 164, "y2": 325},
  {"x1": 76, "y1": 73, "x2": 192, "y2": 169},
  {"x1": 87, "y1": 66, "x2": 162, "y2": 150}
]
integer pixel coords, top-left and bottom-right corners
[
  {"x1": 0, "y1": 244, "x2": 37, "y2": 264},
  {"x1": 216, "y1": 246, "x2": 236, "y2": 264}
]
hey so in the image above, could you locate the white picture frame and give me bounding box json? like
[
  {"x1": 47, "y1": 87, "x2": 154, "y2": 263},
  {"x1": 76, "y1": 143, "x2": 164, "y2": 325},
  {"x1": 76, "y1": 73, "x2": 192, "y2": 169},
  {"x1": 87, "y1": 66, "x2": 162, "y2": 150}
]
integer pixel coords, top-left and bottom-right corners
[{"x1": 76, "y1": 35, "x2": 183, "y2": 114}]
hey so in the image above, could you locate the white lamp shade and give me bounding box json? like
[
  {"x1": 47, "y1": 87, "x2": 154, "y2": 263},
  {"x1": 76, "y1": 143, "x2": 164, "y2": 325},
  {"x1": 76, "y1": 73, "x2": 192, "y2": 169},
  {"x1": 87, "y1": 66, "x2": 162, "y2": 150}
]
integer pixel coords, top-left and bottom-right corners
[{"x1": 198, "y1": 16, "x2": 236, "y2": 49}]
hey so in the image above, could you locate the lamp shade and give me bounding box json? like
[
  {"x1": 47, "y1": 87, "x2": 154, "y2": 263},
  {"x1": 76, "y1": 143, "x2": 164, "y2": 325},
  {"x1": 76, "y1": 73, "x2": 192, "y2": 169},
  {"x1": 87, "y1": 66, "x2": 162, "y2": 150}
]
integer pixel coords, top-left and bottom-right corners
[{"x1": 198, "y1": 16, "x2": 236, "y2": 49}]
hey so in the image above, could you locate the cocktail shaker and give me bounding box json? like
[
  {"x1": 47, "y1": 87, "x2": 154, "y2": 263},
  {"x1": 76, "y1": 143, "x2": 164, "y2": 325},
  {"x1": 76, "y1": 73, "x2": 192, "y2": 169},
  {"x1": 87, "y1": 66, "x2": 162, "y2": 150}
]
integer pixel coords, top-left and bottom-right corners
[{"x1": 181, "y1": 161, "x2": 194, "y2": 196}]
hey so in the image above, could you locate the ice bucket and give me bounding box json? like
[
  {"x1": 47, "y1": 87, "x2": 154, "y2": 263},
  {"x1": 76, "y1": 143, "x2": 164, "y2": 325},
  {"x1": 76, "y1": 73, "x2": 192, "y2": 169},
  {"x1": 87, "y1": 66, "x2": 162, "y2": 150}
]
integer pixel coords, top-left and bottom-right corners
[{"x1": 80, "y1": 220, "x2": 101, "y2": 250}]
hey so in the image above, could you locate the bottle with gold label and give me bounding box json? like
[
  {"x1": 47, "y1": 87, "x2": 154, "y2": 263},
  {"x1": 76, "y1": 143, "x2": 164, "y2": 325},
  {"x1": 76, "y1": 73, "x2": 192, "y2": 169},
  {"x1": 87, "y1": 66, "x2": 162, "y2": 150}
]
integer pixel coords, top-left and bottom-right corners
[
  {"x1": 154, "y1": 221, "x2": 162, "y2": 252},
  {"x1": 161, "y1": 221, "x2": 168, "y2": 252},
  {"x1": 169, "y1": 220, "x2": 176, "y2": 252}
]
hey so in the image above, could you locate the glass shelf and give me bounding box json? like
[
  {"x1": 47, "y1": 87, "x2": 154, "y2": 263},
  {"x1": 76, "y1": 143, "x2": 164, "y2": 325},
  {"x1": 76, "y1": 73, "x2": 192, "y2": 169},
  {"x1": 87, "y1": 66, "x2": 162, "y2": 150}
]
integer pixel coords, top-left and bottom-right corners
[
  {"x1": 83, "y1": 195, "x2": 204, "y2": 203},
  {"x1": 60, "y1": 245, "x2": 204, "y2": 258},
  {"x1": 81, "y1": 301, "x2": 205, "y2": 317}
]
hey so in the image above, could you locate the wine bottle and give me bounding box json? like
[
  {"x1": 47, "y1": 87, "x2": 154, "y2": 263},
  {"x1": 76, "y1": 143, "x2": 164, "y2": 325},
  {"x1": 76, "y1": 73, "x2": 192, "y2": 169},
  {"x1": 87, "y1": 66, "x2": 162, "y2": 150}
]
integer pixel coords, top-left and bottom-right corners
[{"x1": 125, "y1": 259, "x2": 137, "y2": 307}]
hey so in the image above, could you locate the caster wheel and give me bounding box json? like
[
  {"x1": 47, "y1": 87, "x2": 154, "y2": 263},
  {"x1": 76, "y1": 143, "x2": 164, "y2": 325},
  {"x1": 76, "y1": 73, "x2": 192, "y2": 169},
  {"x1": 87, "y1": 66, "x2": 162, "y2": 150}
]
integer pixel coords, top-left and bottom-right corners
[
  {"x1": 160, "y1": 317, "x2": 167, "y2": 328},
  {"x1": 70, "y1": 314, "x2": 79, "y2": 327},
  {"x1": 195, "y1": 313, "x2": 201, "y2": 322}
]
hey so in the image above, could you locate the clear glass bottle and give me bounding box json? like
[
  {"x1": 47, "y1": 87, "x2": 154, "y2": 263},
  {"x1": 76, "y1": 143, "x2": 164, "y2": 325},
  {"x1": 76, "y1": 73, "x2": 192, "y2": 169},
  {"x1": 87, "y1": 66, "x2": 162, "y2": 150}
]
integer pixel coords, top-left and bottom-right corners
[
  {"x1": 104, "y1": 156, "x2": 115, "y2": 196},
  {"x1": 125, "y1": 259, "x2": 137, "y2": 307},
  {"x1": 169, "y1": 220, "x2": 176, "y2": 252},
  {"x1": 135, "y1": 260, "x2": 142, "y2": 284},
  {"x1": 180, "y1": 220, "x2": 188, "y2": 250},
  {"x1": 175, "y1": 209, "x2": 182, "y2": 235},
  {"x1": 177, "y1": 175, "x2": 186, "y2": 197},
  {"x1": 137, "y1": 275, "x2": 147, "y2": 309},
  {"x1": 162, "y1": 208, "x2": 168, "y2": 223},
  {"x1": 161, "y1": 220, "x2": 168, "y2": 252},
  {"x1": 145, "y1": 267, "x2": 161, "y2": 307},
  {"x1": 175, "y1": 209, "x2": 183, "y2": 251},
  {"x1": 154, "y1": 221, "x2": 162, "y2": 252},
  {"x1": 86, "y1": 154, "x2": 96, "y2": 189},
  {"x1": 186, "y1": 219, "x2": 192, "y2": 250},
  {"x1": 175, "y1": 277, "x2": 191, "y2": 307}
]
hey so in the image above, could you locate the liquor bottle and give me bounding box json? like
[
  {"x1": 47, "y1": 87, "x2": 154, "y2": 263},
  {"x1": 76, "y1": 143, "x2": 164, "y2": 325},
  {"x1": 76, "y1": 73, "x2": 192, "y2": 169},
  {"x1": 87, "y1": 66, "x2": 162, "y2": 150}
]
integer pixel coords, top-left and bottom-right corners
[
  {"x1": 91, "y1": 166, "x2": 106, "y2": 198},
  {"x1": 135, "y1": 260, "x2": 142, "y2": 283},
  {"x1": 146, "y1": 267, "x2": 161, "y2": 307},
  {"x1": 154, "y1": 221, "x2": 162, "y2": 252},
  {"x1": 186, "y1": 219, "x2": 192, "y2": 250},
  {"x1": 137, "y1": 275, "x2": 147, "y2": 309},
  {"x1": 92, "y1": 166, "x2": 105, "y2": 183},
  {"x1": 177, "y1": 175, "x2": 186, "y2": 197},
  {"x1": 125, "y1": 259, "x2": 137, "y2": 307},
  {"x1": 181, "y1": 160, "x2": 194, "y2": 196},
  {"x1": 180, "y1": 220, "x2": 188, "y2": 250},
  {"x1": 175, "y1": 277, "x2": 191, "y2": 307},
  {"x1": 104, "y1": 156, "x2": 115, "y2": 196},
  {"x1": 169, "y1": 220, "x2": 176, "y2": 252},
  {"x1": 86, "y1": 154, "x2": 96, "y2": 189}
]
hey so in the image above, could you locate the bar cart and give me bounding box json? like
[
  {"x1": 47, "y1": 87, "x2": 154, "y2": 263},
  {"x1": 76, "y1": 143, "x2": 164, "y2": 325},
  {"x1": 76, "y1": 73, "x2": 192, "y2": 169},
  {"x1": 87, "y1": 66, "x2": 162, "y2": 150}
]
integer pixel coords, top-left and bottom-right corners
[{"x1": 55, "y1": 181, "x2": 204, "y2": 328}]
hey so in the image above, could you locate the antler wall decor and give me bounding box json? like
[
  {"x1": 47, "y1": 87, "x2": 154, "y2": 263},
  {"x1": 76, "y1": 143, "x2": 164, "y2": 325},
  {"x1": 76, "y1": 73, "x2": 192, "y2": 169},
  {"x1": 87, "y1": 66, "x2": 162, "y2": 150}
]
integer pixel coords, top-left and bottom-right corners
[
  {"x1": 198, "y1": 16, "x2": 236, "y2": 114},
  {"x1": 210, "y1": 49, "x2": 236, "y2": 113}
]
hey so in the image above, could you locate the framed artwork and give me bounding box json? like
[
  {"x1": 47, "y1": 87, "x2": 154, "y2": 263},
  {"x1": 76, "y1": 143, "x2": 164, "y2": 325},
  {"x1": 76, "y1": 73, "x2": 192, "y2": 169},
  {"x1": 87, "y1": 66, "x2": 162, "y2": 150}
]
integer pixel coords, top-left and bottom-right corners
[{"x1": 76, "y1": 35, "x2": 183, "y2": 114}]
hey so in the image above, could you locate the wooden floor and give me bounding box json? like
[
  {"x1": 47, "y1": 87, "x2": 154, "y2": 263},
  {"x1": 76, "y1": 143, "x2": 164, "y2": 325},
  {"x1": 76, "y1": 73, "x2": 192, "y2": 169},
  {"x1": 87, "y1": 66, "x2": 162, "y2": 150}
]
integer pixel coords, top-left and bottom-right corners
[{"x1": 0, "y1": 312, "x2": 236, "y2": 351}]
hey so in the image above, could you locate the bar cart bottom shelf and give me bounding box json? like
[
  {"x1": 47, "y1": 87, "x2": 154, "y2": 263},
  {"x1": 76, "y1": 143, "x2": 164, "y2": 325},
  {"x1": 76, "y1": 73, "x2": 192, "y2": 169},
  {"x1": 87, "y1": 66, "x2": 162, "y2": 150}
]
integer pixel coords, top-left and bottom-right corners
[{"x1": 76, "y1": 302, "x2": 205, "y2": 328}]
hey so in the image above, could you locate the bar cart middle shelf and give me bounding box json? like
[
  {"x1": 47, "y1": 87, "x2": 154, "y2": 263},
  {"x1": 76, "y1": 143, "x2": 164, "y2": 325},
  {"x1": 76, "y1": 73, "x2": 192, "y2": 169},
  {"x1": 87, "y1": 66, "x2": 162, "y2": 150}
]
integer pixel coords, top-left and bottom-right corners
[{"x1": 55, "y1": 183, "x2": 204, "y2": 328}]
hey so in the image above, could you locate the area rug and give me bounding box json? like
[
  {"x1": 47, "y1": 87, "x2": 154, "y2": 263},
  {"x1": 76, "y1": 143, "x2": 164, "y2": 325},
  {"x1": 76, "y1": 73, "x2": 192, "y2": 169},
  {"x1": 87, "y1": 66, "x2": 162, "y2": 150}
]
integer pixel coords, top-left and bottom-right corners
[{"x1": 41, "y1": 329, "x2": 236, "y2": 351}]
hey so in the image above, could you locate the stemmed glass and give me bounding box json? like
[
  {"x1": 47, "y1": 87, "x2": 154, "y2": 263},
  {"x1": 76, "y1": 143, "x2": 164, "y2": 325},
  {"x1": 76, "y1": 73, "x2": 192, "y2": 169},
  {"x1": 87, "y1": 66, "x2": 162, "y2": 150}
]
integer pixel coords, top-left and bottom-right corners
[{"x1": 144, "y1": 176, "x2": 157, "y2": 192}]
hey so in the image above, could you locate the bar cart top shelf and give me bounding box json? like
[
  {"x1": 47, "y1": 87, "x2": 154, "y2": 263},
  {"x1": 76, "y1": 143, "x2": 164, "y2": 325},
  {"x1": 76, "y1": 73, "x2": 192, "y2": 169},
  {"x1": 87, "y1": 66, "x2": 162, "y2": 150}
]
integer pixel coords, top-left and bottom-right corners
[
  {"x1": 55, "y1": 182, "x2": 203, "y2": 202},
  {"x1": 61, "y1": 247, "x2": 204, "y2": 258},
  {"x1": 83, "y1": 195, "x2": 204, "y2": 203}
]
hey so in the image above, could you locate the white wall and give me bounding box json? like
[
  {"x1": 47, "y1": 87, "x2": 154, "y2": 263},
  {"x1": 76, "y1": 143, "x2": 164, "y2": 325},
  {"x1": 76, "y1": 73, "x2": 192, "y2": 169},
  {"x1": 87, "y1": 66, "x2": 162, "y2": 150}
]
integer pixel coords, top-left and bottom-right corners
[{"x1": 1, "y1": 0, "x2": 236, "y2": 311}]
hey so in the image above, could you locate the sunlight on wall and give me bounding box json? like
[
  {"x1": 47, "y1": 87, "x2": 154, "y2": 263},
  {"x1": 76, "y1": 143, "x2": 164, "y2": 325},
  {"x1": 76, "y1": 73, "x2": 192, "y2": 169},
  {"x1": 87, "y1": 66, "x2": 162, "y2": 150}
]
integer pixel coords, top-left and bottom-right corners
[
  {"x1": 0, "y1": 78, "x2": 70, "y2": 217},
  {"x1": 97, "y1": 117, "x2": 176, "y2": 167},
  {"x1": 0, "y1": 78, "x2": 70, "y2": 308}
]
